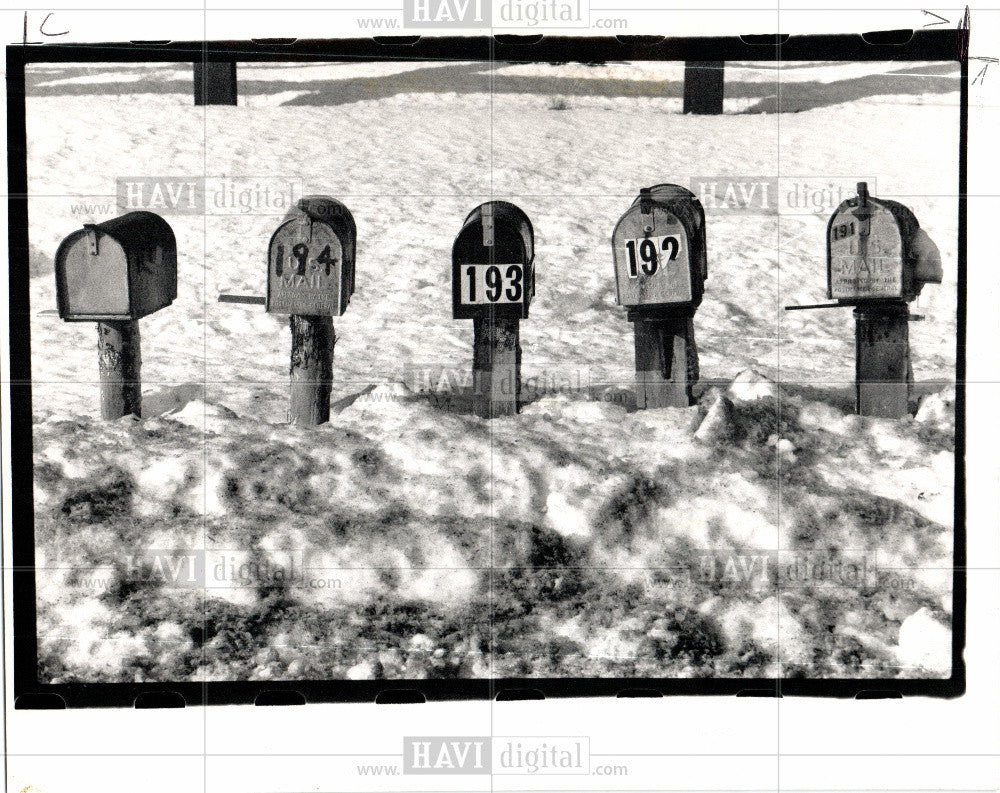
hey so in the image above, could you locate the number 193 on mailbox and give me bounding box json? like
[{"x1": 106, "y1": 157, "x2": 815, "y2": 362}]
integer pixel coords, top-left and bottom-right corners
[
  {"x1": 458, "y1": 263, "x2": 526, "y2": 305},
  {"x1": 452, "y1": 201, "x2": 534, "y2": 320}
]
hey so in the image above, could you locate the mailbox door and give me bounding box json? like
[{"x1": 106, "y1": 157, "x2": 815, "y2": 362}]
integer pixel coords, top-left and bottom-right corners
[
  {"x1": 613, "y1": 205, "x2": 693, "y2": 308},
  {"x1": 290, "y1": 196, "x2": 357, "y2": 309},
  {"x1": 630, "y1": 184, "x2": 707, "y2": 284},
  {"x1": 454, "y1": 258, "x2": 530, "y2": 319},
  {"x1": 267, "y1": 219, "x2": 344, "y2": 316},
  {"x1": 55, "y1": 231, "x2": 131, "y2": 320},
  {"x1": 827, "y1": 203, "x2": 904, "y2": 300},
  {"x1": 453, "y1": 207, "x2": 532, "y2": 320}
]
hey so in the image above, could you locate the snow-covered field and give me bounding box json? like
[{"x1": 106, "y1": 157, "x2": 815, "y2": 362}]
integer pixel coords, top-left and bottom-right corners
[{"x1": 24, "y1": 60, "x2": 959, "y2": 683}]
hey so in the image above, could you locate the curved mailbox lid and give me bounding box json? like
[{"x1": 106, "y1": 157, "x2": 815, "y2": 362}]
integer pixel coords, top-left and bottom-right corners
[
  {"x1": 631, "y1": 185, "x2": 707, "y2": 281},
  {"x1": 55, "y1": 210, "x2": 177, "y2": 321},
  {"x1": 268, "y1": 196, "x2": 357, "y2": 316},
  {"x1": 452, "y1": 200, "x2": 534, "y2": 320},
  {"x1": 613, "y1": 184, "x2": 707, "y2": 311},
  {"x1": 827, "y1": 194, "x2": 919, "y2": 302},
  {"x1": 461, "y1": 200, "x2": 534, "y2": 263}
]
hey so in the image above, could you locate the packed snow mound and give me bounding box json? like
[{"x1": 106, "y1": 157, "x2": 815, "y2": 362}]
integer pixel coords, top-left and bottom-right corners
[
  {"x1": 694, "y1": 392, "x2": 735, "y2": 444},
  {"x1": 897, "y1": 607, "x2": 951, "y2": 674},
  {"x1": 727, "y1": 370, "x2": 778, "y2": 402},
  {"x1": 34, "y1": 374, "x2": 954, "y2": 682},
  {"x1": 915, "y1": 387, "x2": 956, "y2": 429}
]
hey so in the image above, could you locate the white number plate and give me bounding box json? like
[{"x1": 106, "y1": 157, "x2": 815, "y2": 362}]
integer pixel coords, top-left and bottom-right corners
[
  {"x1": 623, "y1": 235, "x2": 682, "y2": 278},
  {"x1": 459, "y1": 263, "x2": 525, "y2": 305}
]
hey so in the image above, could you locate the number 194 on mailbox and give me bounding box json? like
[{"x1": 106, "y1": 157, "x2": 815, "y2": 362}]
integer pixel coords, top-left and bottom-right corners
[{"x1": 266, "y1": 196, "x2": 356, "y2": 316}]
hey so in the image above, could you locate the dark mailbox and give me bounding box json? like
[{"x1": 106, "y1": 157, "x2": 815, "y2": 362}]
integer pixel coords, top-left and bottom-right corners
[
  {"x1": 612, "y1": 184, "x2": 707, "y2": 315},
  {"x1": 267, "y1": 196, "x2": 357, "y2": 316},
  {"x1": 55, "y1": 211, "x2": 177, "y2": 321},
  {"x1": 452, "y1": 201, "x2": 534, "y2": 320},
  {"x1": 827, "y1": 184, "x2": 942, "y2": 303}
]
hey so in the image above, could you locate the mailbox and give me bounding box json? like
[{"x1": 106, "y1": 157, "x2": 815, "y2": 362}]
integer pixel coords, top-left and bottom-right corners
[
  {"x1": 452, "y1": 201, "x2": 534, "y2": 320},
  {"x1": 827, "y1": 184, "x2": 942, "y2": 303},
  {"x1": 612, "y1": 184, "x2": 707, "y2": 314},
  {"x1": 54, "y1": 211, "x2": 177, "y2": 321},
  {"x1": 267, "y1": 196, "x2": 356, "y2": 316},
  {"x1": 787, "y1": 183, "x2": 944, "y2": 419}
]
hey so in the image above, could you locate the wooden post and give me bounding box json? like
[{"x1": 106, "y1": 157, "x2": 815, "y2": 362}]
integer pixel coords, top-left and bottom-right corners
[
  {"x1": 683, "y1": 61, "x2": 724, "y2": 114},
  {"x1": 194, "y1": 61, "x2": 237, "y2": 106},
  {"x1": 289, "y1": 315, "x2": 335, "y2": 425},
  {"x1": 633, "y1": 313, "x2": 698, "y2": 409},
  {"x1": 472, "y1": 316, "x2": 520, "y2": 419},
  {"x1": 97, "y1": 320, "x2": 141, "y2": 419},
  {"x1": 854, "y1": 302, "x2": 910, "y2": 418}
]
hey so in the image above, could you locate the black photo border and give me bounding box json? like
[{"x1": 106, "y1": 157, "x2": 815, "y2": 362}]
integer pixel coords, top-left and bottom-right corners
[{"x1": 6, "y1": 28, "x2": 968, "y2": 708}]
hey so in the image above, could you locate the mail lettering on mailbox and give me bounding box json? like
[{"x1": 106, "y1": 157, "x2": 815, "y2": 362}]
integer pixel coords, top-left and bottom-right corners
[
  {"x1": 267, "y1": 196, "x2": 356, "y2": 316},
  {"x1": 55, "y1": 211, "x2": 177, "y2": 321},
  {"x1": 452, "y1": 201, "x2": 534, "y2": 320},
  {"x1": 612, "y1": 184, "x2": 707, "y2": 312},
  {"x1": 827, "y1": 202, "x2": 904, "y2": 301}
]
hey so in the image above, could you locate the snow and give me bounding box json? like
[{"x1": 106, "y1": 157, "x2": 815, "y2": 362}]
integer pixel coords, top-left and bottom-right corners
[
  {"x1": 25, "y1": 60, "x2": 958, "y2": 682},
  {"x1": 898, "y1": 607, "x2": 952, "y2": 675}
]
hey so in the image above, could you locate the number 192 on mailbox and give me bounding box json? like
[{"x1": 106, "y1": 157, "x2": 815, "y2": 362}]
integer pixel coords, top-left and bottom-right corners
[
  {"x1": 459, "y1": 263, "x2": 525, "y2": 305},
  {"x1": 623, "y1": 235, "x2": 681, "y2": 278}
]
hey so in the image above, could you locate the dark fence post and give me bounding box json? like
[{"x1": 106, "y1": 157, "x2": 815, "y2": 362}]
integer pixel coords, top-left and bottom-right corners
[
  {"x1": 97, "y1": 320, "x2": 142, "y2": 419},
  {"x1": 633, "y1": 314, "x2": 698, "y2": 409},
  {"x1": 472, "y1": 316, "x2": 520, "y2": 419},
  {"x1": 854, "y1": 302, "x2": 910, "y2": 418},
  {"x1": 683, "y1": 61, "x2": 724, "y2": 114},
  {"x1": 289, "y1": 314, "x2": 335, "y2": 425},
  {"x1": 194, "y1": 61, "x2": 238, "y2": 106}
]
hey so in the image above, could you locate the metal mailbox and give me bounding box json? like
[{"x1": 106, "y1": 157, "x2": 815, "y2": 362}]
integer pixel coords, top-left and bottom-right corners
[
  {"x1": 787, "y1": 183, "x2": 944, "y2": 419},
  {"x1": 267, "y1": 196, "x2": 356, "y2": 316},
  {"x1": 827, "y1": 184, "x2": 942, "y2": 303},
  {"x1": 612, "y1": 184, "x2": 707, "y2": 314},
  {"x1": 452, "y1": 201, "x2": 534, "y2": 320},
  {"x1": 54, "y1": 211, "x2": 177, "y2": 321}
]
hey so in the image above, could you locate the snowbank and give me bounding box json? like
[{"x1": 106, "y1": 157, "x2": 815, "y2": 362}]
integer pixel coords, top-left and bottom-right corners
[{"x1": 34, "y1": 371, "x2": 954, "y2": 681}]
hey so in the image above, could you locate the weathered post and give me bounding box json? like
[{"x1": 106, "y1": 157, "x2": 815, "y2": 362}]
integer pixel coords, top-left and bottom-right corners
[
  {"x1": 54, "y1": 212, "x2": 177, "y2": 419},
  {"x1": 288, "y1": 314, "x2": 336, "y2": 425},
  {"x1": 97, "y1": 320, "x2": 141, "y2": 419},
  {"x1": 194, "y1": 61, "x2": 237, "y2": 106},
  {"x1": 612, "y1": 185, "x2": 708, "y2": 409},
  {"x1": 854, "y1": 301, "x2": 910, "y2": 417},
  {"x1": 786, "y1": 182, "x2": 942, "y2": 418},
  {"x1": 632, "y1": 315, "x2": 698, "y2": 409},
  {"x1": 452, "y1": 202, "x2": 535, "y2": 419},
  {"x1": 683, "y1": 61, "x2": 724, "y2": 115},
  {"x1": 218, "y1": 196, "x2": 356, "y2": 426},
  {"x1": 472, "y1": 316, "x2": 521, "y2": 417}
]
